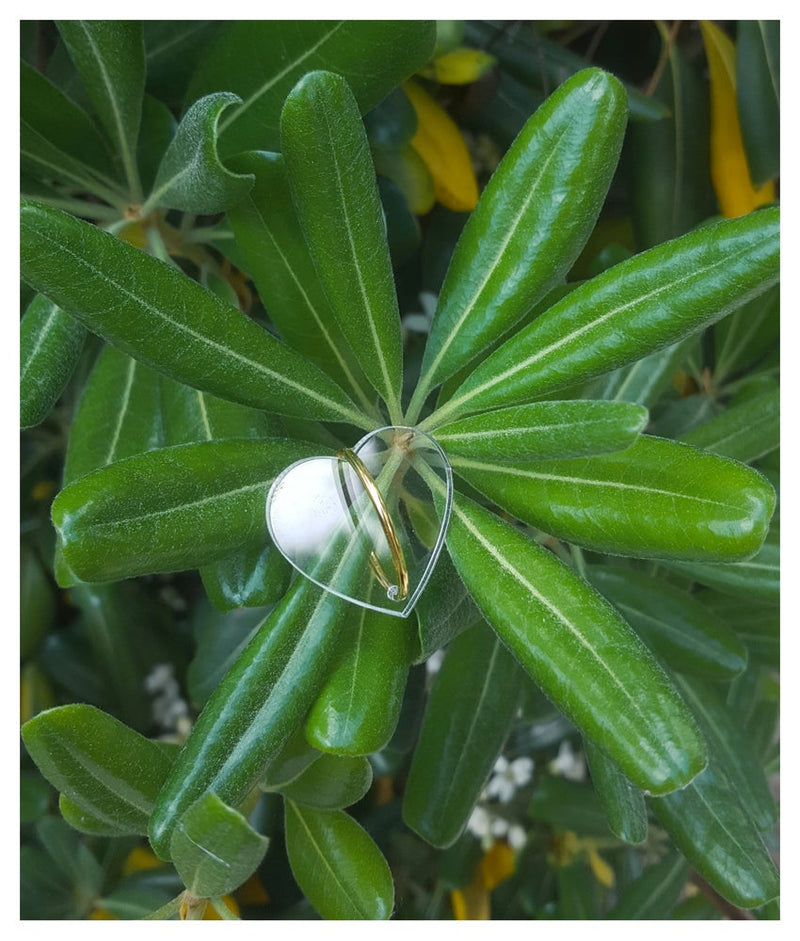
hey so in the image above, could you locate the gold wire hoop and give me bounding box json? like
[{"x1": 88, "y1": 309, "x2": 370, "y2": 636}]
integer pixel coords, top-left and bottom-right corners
[{"x1": 337, "y1": 448, "x2": 409, "y2": 601}]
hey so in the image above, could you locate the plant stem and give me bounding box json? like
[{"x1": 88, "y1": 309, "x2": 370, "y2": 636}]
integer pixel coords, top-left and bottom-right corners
[
  {"x1": 143, "y1": 893, "x2": 184, "y2": 920},
  {"x1": 209, "y1": 897, "x2": 240, "y2": 920}
]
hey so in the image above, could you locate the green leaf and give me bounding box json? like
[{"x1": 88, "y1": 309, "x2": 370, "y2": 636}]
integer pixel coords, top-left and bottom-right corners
[
  {"x1": 305, "y1": 595, "x2": 414, "y2": 756},
  {"x1": 149, "y1": 577, "x2": 350, "y2": 858},
  {"x1": 527, "y1": 776, "x2": 612, "y2": 837},
  {"x1": 144, "y1": 21, "x2": 221, "y2": 108},
  {"x1": 170, "y1": 792, "x2": 269, "y2": 898},
  {"x1": 20, "y1": 293, "x2": 86, "y2": 428},
  {"x1": 58, "y1": 792, "x2": 132, "y2": 837},
  {"x1": 429, "y1": 208, "x2": 779, "y2": 424},
  {"x1": 21, "y1": 703, "x2": 176, "y2": 836},
  {"x1": 136, "y1": 95, "x2": 178, "y2": 194},
  {"x1": 445, "y1": 491, "x2": 707, "y2": 795},
  {"x1": 737, "y1": 21, "x2": 779, "y2": 186},
  {"x1": 21, "y1": 545, "x2": 55, "y2": 660},
  {"x1": 451, "y1": 436, "x2": 776, "y2": 562},
  {"x1": 284, "y1": 801, "x2": 394, "y2": 920},
  {"x1": 583, "y1": 740, "x2": 647, "y2": 844},
  {"x1": 35, "y1": 815, "x2": 105, "y2": 902},
  {"x1": 226, "y1": 150, "x2": 376, "y2": 415},
  {"x1": 259, "y1": 726, "x2": 321, "y2": 790},
  {"x1": 21, "y1": 845, "x2": 80, "y2": 919},
  {"x1": 146, "y1": 93, "x2": 254, "y2": 214},
  {"x1": 714, "y1": 283, "x2": 779, "y2": 384},
  {"x1": 52, "y1": 438, "x2": 320, "y2": 582},
  {"x1": 55, "y1": 20, "x2": 145, "y2": 200},
  {"x1": 586, "y1": 565, "x2": 747, "y2": 680},
  {"x1": 681, "y1": 385, "x2": 779, "y2": 464},
  {"x1": 413, "y1": 548, "x2": 479, "y2": 663},
  {"x1": 649, "y1": 760, "x2": 779, "y2": 908},
  {"x1": 187, "y1": 20, "x2": 436, "y2": 155},
  {"x1": 64, "y1": 346, "x2": 164, "y2": 484},
  {"x1": 673, "y1": 673, "x2": 776, "y2": 832},
  {"x1": 435, "y1": 400, "x2": 648, "y2": 463},
  {"x1": 701, "y1": 593, "x2": 778, "y2": 667},
  {"x1": 199, "y1": 541, "x2": 291, "y2": 613},
  {"x1": 281, "y1": 71, "x2": 404, "y2": 420},
  {"x1": 20, "y1": 201, "x2": 369, "y2": 427},
  {"x1": 98, "y1": 868, "x2": 185, "y2": 920},
  {"x1": 402, "y1": 621, "x2": 525, "y2": 847},
  {"x1": 606, "y1": 852, "x2": 689, "y2": 919},
  {"x1": 274, "y1": 754, "x2": 372, "y2": 810},
  {"x1": 410, "y1": 68, "x2": 628, "y2": 416}
]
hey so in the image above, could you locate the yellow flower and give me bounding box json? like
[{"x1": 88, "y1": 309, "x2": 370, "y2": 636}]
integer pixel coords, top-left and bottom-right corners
[
  {"x1": 451, "y1": 841, "x2": 517, "y2": 919},
  {"x1": 548, "y1": 830, "x2": 615, "y2": 889},
  {"x1": 418, "y1": 47, "x2": 496, "y2": 85}
]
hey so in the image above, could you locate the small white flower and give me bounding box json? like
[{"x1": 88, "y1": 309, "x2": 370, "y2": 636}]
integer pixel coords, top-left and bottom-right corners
[
  {"x1": 490, "y1": 816, "x2": 509, "y2": 837},
  {"x1": 402, "y1": 291, "x2": 439, "y2": 335},
  {"x1": 466, "y1": 805, "x2": 492, "y2": 839},
  {"x1": 507, "y1": 823, "x2": 527, "y2": 850},
  {"x1": 548, "y1": 740, "x2": 587, "y2": 782},
  {"x1": 486, "y1": 755, "x2": 535, "y2": 802}
]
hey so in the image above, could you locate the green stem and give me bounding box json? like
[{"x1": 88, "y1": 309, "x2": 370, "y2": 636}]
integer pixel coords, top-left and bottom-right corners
[
  {"x1": 209, "y1": 897, "x2": 240, "y2": 920},
  {"x1": 20, "y1": 193, "x2": 121, "y2": 221},
  {"x1": 143, "y1": 893, "x2": 184, "y2": 920},
  {"x1": 405, "y1": 374, "x2": 436, "y2": 427},
  {"x1": 570, "y1": 544, "x2": 587, "y2": 578}
]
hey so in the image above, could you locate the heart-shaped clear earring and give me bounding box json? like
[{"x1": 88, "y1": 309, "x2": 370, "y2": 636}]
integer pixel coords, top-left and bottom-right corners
[{"x1": 266, "y1": 426, "x2": 453, "y2": 617}]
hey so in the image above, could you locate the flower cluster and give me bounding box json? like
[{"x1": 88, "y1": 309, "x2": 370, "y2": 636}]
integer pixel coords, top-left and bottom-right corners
[{"x1": 467, "y1": 754, "x2": 534, "y2": 851}]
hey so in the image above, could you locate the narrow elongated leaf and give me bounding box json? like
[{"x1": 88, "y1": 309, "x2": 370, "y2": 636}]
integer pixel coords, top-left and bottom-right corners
[
  {"x1": 281, "y1": 71, "x2": 404, "y2": 420},
  {"x1": 445, "y1": 491, "x2": 707, "y2": 795},
  {"x1": 586, "y1": 566, "x2": 747, "y2": 680},
  {"x1": 701, "y1": 593, "x2": 778, "y2": 666},
  {"x1": 527, "y1": 776, "x2": 612, "y2": 837},
  {"x1": 284, "y1": 801, "x2": 394, "y2": 920},
  {"x1": 170, "y1": 792, "x2": 269, "y2": 898},
  {"x1": 20, "y1": 201, "x2": 369, "y2": 426},
  {"x1": 144, "y1": 21, "x2": 221, "y2": 107},
  {"x1": 413, "y1": 548, "x2": 479, "y2": 663},
  {"x1": 435, "y1": 400, "x2": 647, "y2": 463},
  {"x1": 582, "y1": 337, "x2": 696, "y2": 408},
  {"x1": 650, "y1": 759, "x2": 779, "y2": 908},
  {"x1": 305, "y1": 593, "x2": 414, "y2": 756},
  {"x1": 226, "y1": 151, "x2": 375, "y2": 414},
  {"x1": 199, "y1": 542, "x2": 290, "y2": 612},
  {"x1": 147, "y1": 93, "x2": 254, "y2": 214},
  {"x1": 275, "y1": 754, "x2": 372, "y2": 810},
  {"x1": 136, "y1": 95, "x2": 178, "y2": 193},
  {"x1": 187, "y1": 20, "x2": 435, "y2": 155},
  {"x1": 64, "y1": 345, "x2": 164, "y2": 483},
  {"x1": 20, "y1": 545, "x2": 55, "y2": 660},
  {"x1": 673, "y1": 674, "x2": 776, "y2": 831},
  {"x1": 714, "y1": 283, "x2": 779, "y2": 383},
  {"x1": 681, "y1": 385, "x2": 779, "y2": 463},
  {"x1": 737, "y1": 21, "x2": 779, "y2": 185},
  {"x1": 403, "y1": 622, "x2": 525, "y2": 847},
  {"x1": 429, "y1": 208, "x2": 779, "y2": 424},
  {"x1": 584, "y1": 740, "x2": 647, "y2": 844},
  {"x1": 149, "y1": 577, "x2": 350, "y2": 857},
  {"x1": 21, "y1": 704, "x2": 175, "y2": 836},
  {"x1": 52, "y1": 438, "x2": 320, "y2": 582},
  {"x1": 20, "y1": 294, "x2": 86, "y2": 428},
  {"x1": 411, "y1": 68, "x2": 627, "y2": 414},
  {"x1": 58, "y1": 793, "x2": 131, "y2": 837},
  {"x1": 55, "y1": 21, "x2": 145, "y2": 199},
  {"x1": 452, "y1": 436, "x2": 775, "y2": 562},
  {"x1": 606, "y1": 852, "x2": 689, "y2": 919}
]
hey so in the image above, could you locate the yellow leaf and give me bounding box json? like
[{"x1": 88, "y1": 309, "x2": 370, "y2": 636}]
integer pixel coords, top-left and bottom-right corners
[
  {"x1": 700, "y1": 20, "x2": 775, "y2": 218},
  {"x1": 451, "y1": 883, "x2": 490, "y2": 920},
  {"x1": 479, "y1": 841, "x2": 516, "y2": 891},
  {"x1": 373, "y1": 144, "x2": 436, "y2": 215},
  {"x1": 122, "y1": 845, "x2": 163, "y2": 876},
  {"x1": 90, "y1": 907, "x2": 118, "y2": 920},
  {"x1": 419, "y1": 47, "x2": 496, "y2": 85},
  {"x1": 587, "y1": 847, "x2": 615, "y2": 889},
  {"x1": 405, "y1": 80, "x2": 479, "y2": 213},
  {"x1": 203, "y1": 895, "x2": 240, "y2": 919}
]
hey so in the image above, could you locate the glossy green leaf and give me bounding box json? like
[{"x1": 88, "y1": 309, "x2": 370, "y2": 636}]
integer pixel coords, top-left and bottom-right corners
[
  {"x1": 199, "y1": 541, "x2": 290, "y2": 612},
  {"x1": 435, "y1": 400, "x2": 647, "y2": 463},
  {"x1": 663, "y1": 527, "x2": 779, "y2": 602},
  {"x1": 445, "y1": 491, "x2": 707, "y2": 795},
  {"x1": 281, "y1": 70, "x2": 404, "y2": 420},
  {"x1": 673, "y1": 673, "x2": 776, "y2": 832},
  {"x1": 586, "y1": 565, "x2": 747, "y2": 680},
  {"x1": 147, "y1": 93, "x2": 254, "y2": 214},
  {"x1": 259, "y1": 726, "x2": 321, "y2": 790},
  {"x1": 606, "y1": 852, "x2": 689, "y2": 919},
  {"x1": 714, "y1": 283, "x2": 779, "y2": 384},
  {"x1": 527, "y1": 776, "x2": 612, "y2": 837},
  {"x1": 55, "y1": 20, "x2": 145, "y2": 200},
  {"x1": 305, "y1": 592, "x2": 414, "y2": 756},
  {"x1": 144, "y1": 21, "x2": 221, "y2": 107},
  {"x1": 410, "y1": 68, "x2": 628, "y2": 416},
  {"x1": 274, "y1": 754, "x2": 372, "y2": 810},
  {"x1": 187, "y1": 20, "x2": 435, "y2": 155},
  {"x1": 451, "y1": 436, "x2": 776, "y2": 562},
  {"x1": 701, "y1": 593, "x2": 778, "y2": 667},
  {"x1": 20, "y1": 59, "x2": 116, "y2": 179},
  {"x1": 284, "y1": 801, "x2": 394, "y2": 920},
  {"x1": 583, "y1": 740, "x2": 647, "y2": 844},
  {"x1": 413, "y1": 548, "x2": 479, "y2": 663},
  {"x1": 681, "y1": 385, "x2": 779, "y2": 464},
  {"x1": 20, "y1": 202, "x2": 370, "y2": 427},
  {"x1": 21, "y1": 544, "x2": 56, "y2": 661},
  {"x1": 149, "y1": 577, "x2": 349, "y2": 858},
  {"x1": 20, "y1": 294, "x2": 86, "y2": 428},
  {"x1": 737, "y1": 21, "x2": 779, "y2": 186},
  {"x1": 21, "y1": 703, "x2": 175, "y2": 836},
  {"x1": 170, "y1": 792, "x2": 269, "y2": 898},
  {"x1": 403, "y1": 621, "x2": 525, "y2": 847},
  {"x1": 52, "y1": 438, "x2": 320, "y2": 582},
  {"x1": 429, "y1": 208, "x2": 779, "y2": 424},
  {"x1": 226, "y1": 151, "x2": 376, "y2": 415},
  {"x1": 64, "y1": 345, "x2": 164, "y2": 484},
  {"x1": 649, "y1": 759, "x2": 779, "y2": 908}
]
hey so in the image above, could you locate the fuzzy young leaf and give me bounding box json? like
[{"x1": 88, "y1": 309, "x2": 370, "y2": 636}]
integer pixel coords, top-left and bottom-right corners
[
  {"x1": 445, "y1": 491, "x2": 707, "y2": 795},
  {"x1": 147, "y1": 92, "x2": 254, "y2": 214},
  {"x1": 20, "y1": 201, "x2": 369, "y2": 426},
  {"x1": 281, "y1": 71, "x2": 404, "y2": 420},
  {"x1": 20, "y1": 294, "x2": 86, "y2": 428},
  {"x1": 451, "y1": 436, "x2": 775, "y2": 562}
]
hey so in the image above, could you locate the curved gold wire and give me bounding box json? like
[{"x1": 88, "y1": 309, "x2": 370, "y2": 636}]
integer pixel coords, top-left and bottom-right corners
[{"x1": 337, "y1": 448, "x2": 409, "y2": 601}]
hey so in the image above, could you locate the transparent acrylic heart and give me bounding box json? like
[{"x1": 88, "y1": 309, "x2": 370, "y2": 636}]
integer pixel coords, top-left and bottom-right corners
[{"x1": 265, "y1": 426, "x2": 453, "y2": 617}]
